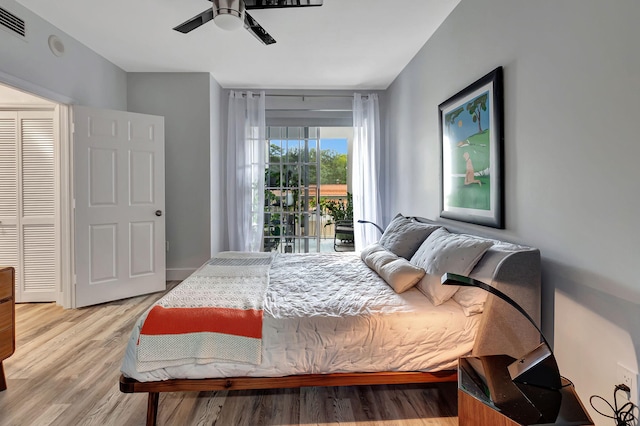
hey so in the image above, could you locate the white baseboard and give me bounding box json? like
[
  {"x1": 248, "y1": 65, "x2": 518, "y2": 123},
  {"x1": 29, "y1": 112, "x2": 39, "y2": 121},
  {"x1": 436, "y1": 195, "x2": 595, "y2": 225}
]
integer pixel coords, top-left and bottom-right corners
[{"x1": 166, "y1": 268, "x2": 196, "y2": 281}]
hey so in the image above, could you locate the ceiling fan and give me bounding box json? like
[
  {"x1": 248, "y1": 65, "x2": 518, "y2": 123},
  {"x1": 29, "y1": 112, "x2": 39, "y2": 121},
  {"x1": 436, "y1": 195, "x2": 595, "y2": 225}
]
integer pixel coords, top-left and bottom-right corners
[{"x1": 173, "y1": 0, "x2": 323, "y2": 45}]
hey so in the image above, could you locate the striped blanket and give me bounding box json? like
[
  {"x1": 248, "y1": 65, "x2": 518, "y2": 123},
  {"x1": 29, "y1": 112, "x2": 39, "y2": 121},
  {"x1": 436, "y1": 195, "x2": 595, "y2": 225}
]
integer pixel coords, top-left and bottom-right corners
[{"x1": 136, "y1": 252, "x2": 273, "y2": 372}]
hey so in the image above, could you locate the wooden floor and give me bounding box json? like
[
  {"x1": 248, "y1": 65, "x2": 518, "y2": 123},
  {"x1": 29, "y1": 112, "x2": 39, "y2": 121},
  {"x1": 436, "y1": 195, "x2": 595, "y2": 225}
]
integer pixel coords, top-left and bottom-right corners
[{"x1": 0, "y1": 284, "x2": 459, "y2": 426}]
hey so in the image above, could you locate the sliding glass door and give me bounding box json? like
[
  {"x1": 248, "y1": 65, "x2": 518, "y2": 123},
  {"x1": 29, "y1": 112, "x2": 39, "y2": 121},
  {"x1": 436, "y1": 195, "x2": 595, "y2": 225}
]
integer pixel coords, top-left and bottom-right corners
[{"x1": 263, "y1": 126, "x2": 351, "y2": 253}]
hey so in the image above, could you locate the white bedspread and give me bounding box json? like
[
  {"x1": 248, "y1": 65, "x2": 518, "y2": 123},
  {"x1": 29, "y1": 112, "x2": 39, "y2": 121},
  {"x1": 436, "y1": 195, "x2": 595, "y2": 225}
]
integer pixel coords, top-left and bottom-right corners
[{"x1": 121, "y1": 252, "x2": 480, "y2": 382}]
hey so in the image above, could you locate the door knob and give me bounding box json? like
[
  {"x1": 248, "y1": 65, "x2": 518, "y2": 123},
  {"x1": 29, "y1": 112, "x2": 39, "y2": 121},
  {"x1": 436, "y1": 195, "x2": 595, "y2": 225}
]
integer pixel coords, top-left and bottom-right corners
[{"x1": 155, "y1": 210, "x2": 162, "y2": 217}]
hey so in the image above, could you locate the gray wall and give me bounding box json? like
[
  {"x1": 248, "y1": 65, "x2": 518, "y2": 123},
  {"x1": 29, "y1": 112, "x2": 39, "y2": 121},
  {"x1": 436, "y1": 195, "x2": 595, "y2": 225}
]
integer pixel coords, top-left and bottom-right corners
[
  {"x1": 210, "y1": 74, "x2": 225, "y2": 256},
  {"x1": 385, "y1": 0, "x2": 640, "y2": 416},
  {"x1": 0, "y1": 0, "x2": 126, "y2": 108},
  {"x1": 128, "y1": 73, "x2": 220, "y2": 278}
]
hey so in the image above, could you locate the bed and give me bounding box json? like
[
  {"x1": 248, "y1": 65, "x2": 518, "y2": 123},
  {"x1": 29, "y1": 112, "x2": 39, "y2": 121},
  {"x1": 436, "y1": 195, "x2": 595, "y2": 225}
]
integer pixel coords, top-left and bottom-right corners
[{"x1": 119, "y1": 216, "x2": 541, "y2": 426}]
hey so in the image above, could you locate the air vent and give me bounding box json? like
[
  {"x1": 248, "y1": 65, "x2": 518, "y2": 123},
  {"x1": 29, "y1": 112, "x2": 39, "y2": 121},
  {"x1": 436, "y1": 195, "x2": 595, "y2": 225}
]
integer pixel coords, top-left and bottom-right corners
[{"x1": 0, "y1": 6, "x2": 26, "y2": 38}]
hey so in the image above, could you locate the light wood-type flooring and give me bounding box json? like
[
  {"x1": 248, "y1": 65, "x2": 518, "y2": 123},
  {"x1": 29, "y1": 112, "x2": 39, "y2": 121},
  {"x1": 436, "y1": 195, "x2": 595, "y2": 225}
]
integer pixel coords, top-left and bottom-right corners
[{"x1": 0, "y1": 283, "x2": 458, "y2": 426}]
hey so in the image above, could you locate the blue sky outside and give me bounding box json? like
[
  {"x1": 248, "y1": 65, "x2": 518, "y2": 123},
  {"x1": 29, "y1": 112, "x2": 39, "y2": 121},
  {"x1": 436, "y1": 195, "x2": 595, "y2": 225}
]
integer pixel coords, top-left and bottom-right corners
[
  {"x1": 321, "y1": 138, "x2": 347, "y2": 154},
  {"x1": 445, "y1": 91, "x2": 490, "y2": 144},
  {"x1": 272, "y1": 138, "x2": 348, "y2": 155}
]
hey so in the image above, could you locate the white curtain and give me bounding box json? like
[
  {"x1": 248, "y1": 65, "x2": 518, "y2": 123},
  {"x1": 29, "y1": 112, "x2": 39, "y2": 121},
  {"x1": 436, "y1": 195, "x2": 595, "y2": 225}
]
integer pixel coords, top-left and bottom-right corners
[
  {"x1": 226, "y1": 90, "x2": 266, "y2": 252},
  {"x1": 352, "y1": 93, "x2": 382, "y2": 251}
]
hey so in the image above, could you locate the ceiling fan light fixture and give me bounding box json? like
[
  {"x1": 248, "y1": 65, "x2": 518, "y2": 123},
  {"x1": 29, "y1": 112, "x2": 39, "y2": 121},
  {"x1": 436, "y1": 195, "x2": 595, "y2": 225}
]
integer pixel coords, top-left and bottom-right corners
[
  {"x1": 173, "y1": 0, "x2": 322, "y2": 43},
  {"x1": 213, "y1": 0, "x2": 245, "y2": 31}
]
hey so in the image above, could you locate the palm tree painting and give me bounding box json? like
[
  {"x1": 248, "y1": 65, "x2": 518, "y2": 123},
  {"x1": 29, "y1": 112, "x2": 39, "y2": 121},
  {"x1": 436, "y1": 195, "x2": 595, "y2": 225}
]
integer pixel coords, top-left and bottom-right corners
[{"x1": 439, "y1": 67, "x2": 504, "y2": 228}]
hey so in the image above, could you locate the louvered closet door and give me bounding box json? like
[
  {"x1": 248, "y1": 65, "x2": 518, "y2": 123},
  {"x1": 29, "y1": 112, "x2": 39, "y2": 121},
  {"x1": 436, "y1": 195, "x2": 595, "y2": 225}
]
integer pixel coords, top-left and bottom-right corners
[
  {"x1": 20, "y1": 111, "x2": 57, "y2": 302},
  {"x1": 0, "y1": 110, "x2": 57, "y2": 302},
  {"x1": 0, "y1": 112, "x2": 19, "y2": 297}
]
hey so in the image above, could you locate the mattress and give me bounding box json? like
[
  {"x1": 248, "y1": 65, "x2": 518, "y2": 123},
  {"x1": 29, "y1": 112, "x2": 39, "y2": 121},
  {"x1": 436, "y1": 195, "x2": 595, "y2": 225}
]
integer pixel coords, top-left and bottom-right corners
[{"x1": 121, "y1": 251, "x2": 481, "y2": 382}]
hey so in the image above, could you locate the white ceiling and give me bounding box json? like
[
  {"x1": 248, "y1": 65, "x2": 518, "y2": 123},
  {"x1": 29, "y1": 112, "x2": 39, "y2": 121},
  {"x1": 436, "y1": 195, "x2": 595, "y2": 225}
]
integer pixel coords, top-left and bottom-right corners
[{"x1": 15, "y1": 0, "x2": 460, "y2": 90}]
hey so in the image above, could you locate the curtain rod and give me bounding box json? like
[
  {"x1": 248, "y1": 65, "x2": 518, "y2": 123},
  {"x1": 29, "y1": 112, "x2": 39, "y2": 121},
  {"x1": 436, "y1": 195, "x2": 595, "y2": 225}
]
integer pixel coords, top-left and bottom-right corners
[
  {"x1": 238, "y1": 93, "x2": 369, "y2": 99},
  {"x1": 266, "y1": 94, "x2": 369, "y2": 99}
]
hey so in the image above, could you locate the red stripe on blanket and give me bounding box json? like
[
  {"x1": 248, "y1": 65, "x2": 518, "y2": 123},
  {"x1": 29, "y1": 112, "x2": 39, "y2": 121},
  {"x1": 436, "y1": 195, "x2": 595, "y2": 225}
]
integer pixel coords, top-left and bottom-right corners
[{"x1": 139, "y1": 306, "x2": 263, "y2": 339}]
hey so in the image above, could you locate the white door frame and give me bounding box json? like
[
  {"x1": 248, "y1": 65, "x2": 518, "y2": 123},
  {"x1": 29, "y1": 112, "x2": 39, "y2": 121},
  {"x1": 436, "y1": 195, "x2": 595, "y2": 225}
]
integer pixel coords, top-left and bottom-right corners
[
  {"x1": 0, "y1": 72, "x2": 75, "y2": 308},
  {"x1": 58, "y1": 104, "x2": 74, "y2": 308}
]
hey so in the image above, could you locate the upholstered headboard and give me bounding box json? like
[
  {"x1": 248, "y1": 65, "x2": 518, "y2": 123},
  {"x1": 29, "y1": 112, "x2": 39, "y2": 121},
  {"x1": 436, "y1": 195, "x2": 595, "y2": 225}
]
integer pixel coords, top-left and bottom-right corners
[{"x1": 413, "y1": 218, "x2": 542, "y2": 358}]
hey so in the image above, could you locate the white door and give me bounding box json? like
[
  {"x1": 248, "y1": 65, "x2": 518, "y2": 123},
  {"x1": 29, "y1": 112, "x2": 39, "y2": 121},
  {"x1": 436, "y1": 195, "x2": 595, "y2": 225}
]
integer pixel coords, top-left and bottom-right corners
[{"x1": 73, "y1": 106, "x2": 165, "y2": 307}]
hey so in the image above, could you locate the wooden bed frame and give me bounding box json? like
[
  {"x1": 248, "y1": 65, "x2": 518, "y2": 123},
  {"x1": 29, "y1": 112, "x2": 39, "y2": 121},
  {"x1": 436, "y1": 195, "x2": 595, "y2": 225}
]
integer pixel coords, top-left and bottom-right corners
[
  {"x1": 119, "y1": 220, "x2": 542, "y2": 426},
  {"x1": 119, "y1": 370, "x2": 457, "y2": 426}
]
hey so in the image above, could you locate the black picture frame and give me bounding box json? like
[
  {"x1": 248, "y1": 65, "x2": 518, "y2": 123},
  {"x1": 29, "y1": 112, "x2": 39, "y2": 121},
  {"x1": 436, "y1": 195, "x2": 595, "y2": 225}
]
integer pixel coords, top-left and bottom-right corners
[{"x1": 438, "y1": 66, "x2": 504, "y2": 228}]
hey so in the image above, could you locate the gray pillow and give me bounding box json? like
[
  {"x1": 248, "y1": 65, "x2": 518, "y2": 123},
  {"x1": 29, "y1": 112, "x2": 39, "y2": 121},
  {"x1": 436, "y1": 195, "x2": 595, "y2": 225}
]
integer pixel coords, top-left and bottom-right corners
[{"x1": 378, "y1": 214, "x2": 441, "y2": 260}]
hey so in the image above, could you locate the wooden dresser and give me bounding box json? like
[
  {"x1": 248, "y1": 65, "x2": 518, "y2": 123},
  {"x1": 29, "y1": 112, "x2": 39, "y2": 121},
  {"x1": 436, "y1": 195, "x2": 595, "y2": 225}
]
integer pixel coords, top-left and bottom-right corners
[{"x1": 0, "y1": 266, "x2": 15, "y2": 391}]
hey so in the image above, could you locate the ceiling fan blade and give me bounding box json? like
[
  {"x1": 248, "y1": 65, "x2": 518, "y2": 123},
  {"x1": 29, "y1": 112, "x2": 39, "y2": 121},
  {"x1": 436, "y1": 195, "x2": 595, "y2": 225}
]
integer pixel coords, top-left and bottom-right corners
[
  {"x1": 244, "y1": 12, "x2": 276, "y2": 45},
  {"x1": 173, "y1": 9, "x2": 214, "y2": 33},
  {"x1": 244, "y1": 0, "x2": 323, "y2": 10}
]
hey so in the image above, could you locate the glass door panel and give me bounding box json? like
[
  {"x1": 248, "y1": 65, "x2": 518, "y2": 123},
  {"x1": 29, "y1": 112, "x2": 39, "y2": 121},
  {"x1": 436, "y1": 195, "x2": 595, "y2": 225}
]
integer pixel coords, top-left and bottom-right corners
[{"x1": 263, "y1": 126, "x2": 350, "y2": 253}]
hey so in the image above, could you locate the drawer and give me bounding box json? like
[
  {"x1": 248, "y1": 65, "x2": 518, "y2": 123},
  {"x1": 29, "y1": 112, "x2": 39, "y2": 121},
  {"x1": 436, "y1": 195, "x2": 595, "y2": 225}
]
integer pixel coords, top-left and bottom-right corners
[
  {"x1": 0, "y1": 326, "x2": 13, "y2": 360},
  {"x1": 0, "y1": 267, "x2": 14, "y2": 301},
  {"x1": 0, "y1": 301, "x2": 12, "y2": 331}
]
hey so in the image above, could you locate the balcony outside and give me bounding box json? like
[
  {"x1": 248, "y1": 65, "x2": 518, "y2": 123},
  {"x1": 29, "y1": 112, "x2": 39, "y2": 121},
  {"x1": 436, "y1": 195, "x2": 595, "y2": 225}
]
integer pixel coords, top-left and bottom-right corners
[
  {"x1": 263, "y1": 126, "x2": 353, "y2": 254},
  {"x1": 263, "y1": 184, "x2": 352, "y2": 253}
]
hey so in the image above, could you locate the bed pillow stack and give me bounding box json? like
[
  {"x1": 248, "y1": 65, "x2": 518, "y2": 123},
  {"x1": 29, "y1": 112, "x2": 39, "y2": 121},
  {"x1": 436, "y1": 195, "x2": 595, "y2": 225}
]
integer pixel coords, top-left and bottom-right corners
[
  {"x1": 409, "y1": 228, "x2": 493, "y2": 315},
  {"x1": 378, "y1": 214, "x2": 441, "y2": 260},
  {"x1": 361, "y1": 243, "x2": 426, "y2": 293}
]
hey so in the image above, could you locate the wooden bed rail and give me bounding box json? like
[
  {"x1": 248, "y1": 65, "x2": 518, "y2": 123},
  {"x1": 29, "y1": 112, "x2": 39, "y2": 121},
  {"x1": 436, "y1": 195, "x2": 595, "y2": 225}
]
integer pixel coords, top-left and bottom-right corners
[{"x1": 120, "y1": 370, "x2": 457, "y2": 426}]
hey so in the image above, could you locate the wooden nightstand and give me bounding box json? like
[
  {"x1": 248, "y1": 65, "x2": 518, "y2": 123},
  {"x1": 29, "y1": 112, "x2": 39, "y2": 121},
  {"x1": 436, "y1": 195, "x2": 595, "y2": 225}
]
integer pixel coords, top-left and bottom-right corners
[
  {"x1": 458, "y1": 356, "x2": 594, "y2": 426},
  {"x1": 0, "y1": 266, "x2": 15, "y2": 391}
]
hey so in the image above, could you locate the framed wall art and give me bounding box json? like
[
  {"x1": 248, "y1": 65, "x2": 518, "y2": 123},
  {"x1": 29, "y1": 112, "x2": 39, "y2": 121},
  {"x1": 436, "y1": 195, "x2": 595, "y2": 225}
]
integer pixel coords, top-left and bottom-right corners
[{"x1": 438, "y1": 66, "x2": 504, "y2": 228}]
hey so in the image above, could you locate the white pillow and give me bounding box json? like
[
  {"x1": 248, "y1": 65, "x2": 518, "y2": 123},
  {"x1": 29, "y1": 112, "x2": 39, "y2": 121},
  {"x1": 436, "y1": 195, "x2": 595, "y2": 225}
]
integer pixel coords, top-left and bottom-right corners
[
  {"x1": 364, "y1": 249, "x2": 396, "y2": 270},
  {"x1": 364, "y1": 248, "x2": 426, "y2": 293},
  {"x1": 452, "y1": 286, "x2": 488, "y2": 316},
  {"x1": 410, "y1": 228, "x2": 493, "y2": 305},
  {"x1": 360, "y1": 242, "x2": 386, "y2": 262}
]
